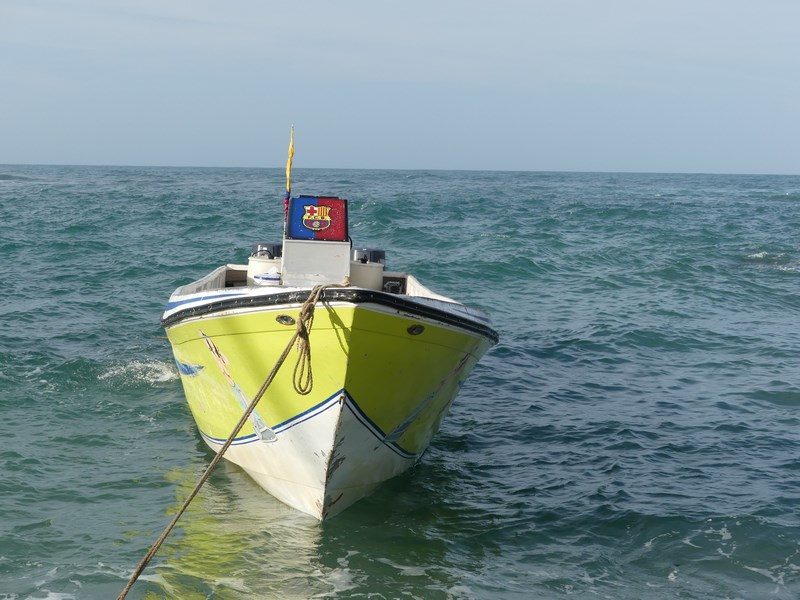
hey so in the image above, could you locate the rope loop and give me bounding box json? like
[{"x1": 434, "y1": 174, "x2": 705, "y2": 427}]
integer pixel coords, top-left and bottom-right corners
[
  {"x1": 292, "y1": 282, "x2": 349, "y2": 394},
  {"x1": 292, "y1": 285, "x2": 324, "y2": 394}
]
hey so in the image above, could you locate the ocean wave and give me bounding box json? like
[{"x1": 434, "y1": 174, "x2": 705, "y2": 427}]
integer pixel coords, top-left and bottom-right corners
[
  {"x1": 738, "y1": 250, "x2": 800, "y2": 275},
  {"x1": 97, "y1": 359, "x2": 178, "y2": 385},
  {"x1": 0, "y1": 173, "x2": 38, "y2": 182},
  {"x1": 776, "y1": 263, "x2": 800, "y2": 273},
  {"x1": 743, "y1": 250, "x2": 787, "y2": 262}
]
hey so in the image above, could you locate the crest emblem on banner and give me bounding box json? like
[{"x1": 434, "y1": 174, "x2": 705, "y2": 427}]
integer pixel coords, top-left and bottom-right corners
[{"x1": 302, "y1": 205, "x2": 332, "y2": 231}]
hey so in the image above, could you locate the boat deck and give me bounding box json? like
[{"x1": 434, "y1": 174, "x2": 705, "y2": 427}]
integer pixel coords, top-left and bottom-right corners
[{"x1": 179, "y1": 263, "x2": 458, "y2": 302}]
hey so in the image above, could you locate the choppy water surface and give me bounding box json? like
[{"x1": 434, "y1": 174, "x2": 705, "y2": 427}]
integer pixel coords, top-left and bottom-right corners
[{"x1": 1, "y1": 165, "x2": 799, "y2": 599}]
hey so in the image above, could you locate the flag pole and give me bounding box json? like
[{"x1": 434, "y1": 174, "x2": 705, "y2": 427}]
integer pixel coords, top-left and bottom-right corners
[{"x1": 283, "y1": 126, "x2": 294, "y2": 238}]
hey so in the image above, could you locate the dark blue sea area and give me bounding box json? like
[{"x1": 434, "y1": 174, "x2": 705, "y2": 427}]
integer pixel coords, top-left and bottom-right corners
[{"x1": 1, "y1": 165, "x2": 799, "y2": 599}]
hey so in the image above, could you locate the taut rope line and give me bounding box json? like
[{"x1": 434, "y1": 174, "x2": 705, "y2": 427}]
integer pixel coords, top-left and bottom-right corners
[{"x1": 117, "y1": 284, "x2": 333, "y2": 599}]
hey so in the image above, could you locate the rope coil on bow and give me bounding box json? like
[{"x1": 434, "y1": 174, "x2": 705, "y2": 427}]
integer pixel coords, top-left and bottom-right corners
[{"x1": 292, "y1": 284, "x2": 324, "y2": 394}]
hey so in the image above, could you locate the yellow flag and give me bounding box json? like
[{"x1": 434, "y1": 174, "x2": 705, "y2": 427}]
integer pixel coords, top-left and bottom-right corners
[{"x1": 285, "y1": 126, "x2": 294, "y2": 198}]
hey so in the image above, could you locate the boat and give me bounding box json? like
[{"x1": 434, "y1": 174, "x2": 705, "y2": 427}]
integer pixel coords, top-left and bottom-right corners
[{"x1": 160, "y1": 132, "x2": 498, "y2": 519}]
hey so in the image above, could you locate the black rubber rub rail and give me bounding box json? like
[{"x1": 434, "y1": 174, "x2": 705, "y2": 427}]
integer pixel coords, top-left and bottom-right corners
[{"x1": 160, "y1": 288, "x2": 500, "y2": 344}]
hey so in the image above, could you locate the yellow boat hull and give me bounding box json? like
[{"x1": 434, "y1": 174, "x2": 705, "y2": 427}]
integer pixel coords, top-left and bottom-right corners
[{"x1": 164, "y1": 296, "x2": 494, "y2": 519}]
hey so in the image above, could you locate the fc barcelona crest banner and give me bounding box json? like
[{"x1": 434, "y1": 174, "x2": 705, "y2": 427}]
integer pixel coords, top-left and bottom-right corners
[{"x1": 286, "y1": 196, "x2": 348, "y2": 241}]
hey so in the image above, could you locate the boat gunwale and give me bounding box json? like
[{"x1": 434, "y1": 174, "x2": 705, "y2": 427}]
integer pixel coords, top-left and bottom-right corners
[{"x1": 160, "y1": 287, "x2": 499, "y2": 344}]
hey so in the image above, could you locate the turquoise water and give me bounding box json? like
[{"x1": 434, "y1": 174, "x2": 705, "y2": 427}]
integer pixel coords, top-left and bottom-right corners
[{"x1": 2, "y1": 165, "x2": 800, "y2": 599}]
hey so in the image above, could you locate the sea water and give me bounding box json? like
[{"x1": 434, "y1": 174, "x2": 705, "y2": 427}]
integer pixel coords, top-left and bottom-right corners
[{"x1": 1, "y1": 165, "x2": 799, "y2": 599}]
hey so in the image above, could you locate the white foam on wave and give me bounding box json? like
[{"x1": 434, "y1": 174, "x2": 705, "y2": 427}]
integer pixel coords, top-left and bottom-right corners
[
  {"x1": 743, "y1": 251, "x2": 800, "y2": 272},
  {"x1": 744, "y1": 565, "x2": 784, "y2": 585},
  {"x1": 17, "y1": 592, "x2": 76, "y2": 600},
  {"x1": 446, "y1": 585, "x2": 475, "y2": 598},
  {"x1": 777, "y1": 263, "x2": 800, "y2": 273},
  {"x1": 744, "y1": 250, "x2": 788, "y2": 263},
  {"x1": 98, "y1": 359, "x2": 178, "y2": 385},
  {"x1": 375, "y1": 557, "x2": 428, "y2": 576},
  {"x1": 644, "y1": 531, "x2": 676, "y2": 549},
  {"x1": 326, "y1": 567, "x2": 359, "y2": 594}
]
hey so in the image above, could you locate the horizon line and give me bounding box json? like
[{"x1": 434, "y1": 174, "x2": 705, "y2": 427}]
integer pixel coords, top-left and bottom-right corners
[{"x1": 0, "y1": 162, "x2": 798, "y2": 178}]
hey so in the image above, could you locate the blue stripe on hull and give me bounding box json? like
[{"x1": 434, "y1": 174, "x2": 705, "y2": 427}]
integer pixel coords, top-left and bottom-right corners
[
  {"x1": 197, "y1": 388, "x2": 418, "y2": 459},
  {"x1": 342, "y1": 393, "x2": 418, "y2": 459},
  {"x1": 165, "y1": 292, "x2": 248, "y2": 312}
]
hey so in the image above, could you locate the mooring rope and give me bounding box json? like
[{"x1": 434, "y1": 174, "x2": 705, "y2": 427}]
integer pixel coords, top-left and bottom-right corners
[
  {"x1": 117, "y1": 284, "x2": 335, "y2": 599},
  {"x1": 292, "y1": 283, "x2": 325, "y2": 395}
]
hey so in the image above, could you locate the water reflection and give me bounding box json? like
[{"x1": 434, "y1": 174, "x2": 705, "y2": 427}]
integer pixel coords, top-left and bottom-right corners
[
  {"x1": 141, "y1": 462, "x2": 327, "y2": 599},
  {"x1": 135, "y1": 454, "x2": 485, "y2": 599}
]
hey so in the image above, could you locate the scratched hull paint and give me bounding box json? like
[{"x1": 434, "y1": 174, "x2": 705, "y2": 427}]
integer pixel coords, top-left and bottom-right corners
[
  {"x1": 163, "y1": 295, "x2": 495, "y2": 519},
  {"x1": 205, "y1": 391, "x2": 411, "y2": 519}
]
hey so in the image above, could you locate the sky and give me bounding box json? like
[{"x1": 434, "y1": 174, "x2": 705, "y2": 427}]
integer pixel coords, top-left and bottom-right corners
[{"x1": 2, "y1": 0, "x2": 799, "y2": 174}]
